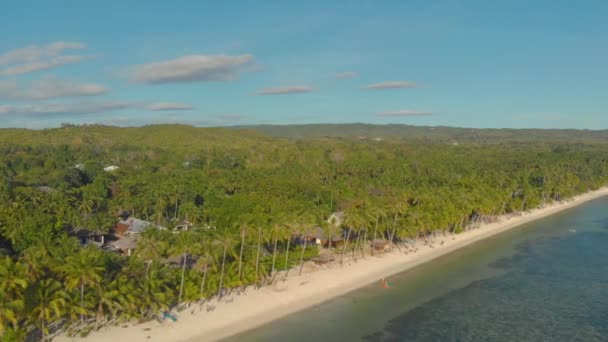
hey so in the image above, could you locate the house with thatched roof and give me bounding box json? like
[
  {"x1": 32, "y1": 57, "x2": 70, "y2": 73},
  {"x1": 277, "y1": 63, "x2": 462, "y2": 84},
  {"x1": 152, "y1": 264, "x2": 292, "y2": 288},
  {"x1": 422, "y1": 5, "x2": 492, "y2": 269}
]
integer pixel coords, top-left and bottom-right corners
[
  {"x1": 298, "y1": 227, "x2": 325, "y2": 245},
  {"x1": 110, "y1": 235, "x2": 138, "y2": 256},
  {"x1": 298, "y1": 226, "x2": 344, "y2": 247},
  {"x1": 371, "y1": 239, "x2": 391, "y2": 252}
]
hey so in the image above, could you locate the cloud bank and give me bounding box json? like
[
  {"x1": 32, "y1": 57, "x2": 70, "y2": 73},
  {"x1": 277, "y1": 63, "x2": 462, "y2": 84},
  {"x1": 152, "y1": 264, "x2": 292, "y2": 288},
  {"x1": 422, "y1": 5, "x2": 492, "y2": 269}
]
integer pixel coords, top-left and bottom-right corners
[
  {"x1": 254, "y1": 85, "x2": 315, "y2": 95},
  {"x1": 131, "y1": 54, "x2": 254, "y2": 84},
  {"x1": 146, "y1": 102, "x2": 194, "y2": 111},
  {"x1": 0, "y1": 77, "x2": 106, "y2": 101},
  {"x1": 0, "y1": 101, "x2": 133, "y2": 117},
  {"x1": 0, "y1": 41, "x2": 90, "y2": 76}
]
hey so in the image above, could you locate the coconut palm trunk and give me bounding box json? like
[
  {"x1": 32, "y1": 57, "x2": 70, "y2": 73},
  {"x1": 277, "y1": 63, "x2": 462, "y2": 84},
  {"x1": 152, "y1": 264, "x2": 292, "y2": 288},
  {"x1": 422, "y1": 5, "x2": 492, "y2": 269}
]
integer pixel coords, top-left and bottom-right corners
[
  {"x1": 255, "y1": 227, "x2": 262, "y2": 282},
  {"x1": 389, "y1": 214, "x2": 398, "y2": 246},
  {"x1": 298, "y1": 235, "x2": 308, "y2": 276},
  {"x1": 238, "y1": 228, "x2": 245, "y2": 281},
  {"x1": 218, "y1": 245, "x2": 228, "y2": 299},
  {"x1": 41, "y1": 316, "x2": 46, "y2": 342},
  {"x1": 340, "y1": 228, "x2": 352, "y2": 265},
  {"x1": 145, "y1": 260, "x2": 151, "y2": 280},
  {"x1": 283, "y1": 237, "x2": 292, "y2": 280},
  {"x1": 178, "y1": 251, "x2": 187, "y2": 304},
  {"x1": 361, "y1": 230, "x2": 367, "y2": 258},
  {"x1": 199, "y1": 266, "x2": 208, "y2": 301},
  {"x1": 353, "y1": 230, "x2": 361, "y2": 261},
  {"x1": 80, "y1": 280, "x2": 84, "y2": 324},
  {"x1": 96, "y1": 298, "x2": 103, "y2": 330},
  {"x1": 371, "y1": 217, "x2": 378, "y2": 256},
  {"x1": 271, "y1": 236, "x2": 278, "y2": 278}
]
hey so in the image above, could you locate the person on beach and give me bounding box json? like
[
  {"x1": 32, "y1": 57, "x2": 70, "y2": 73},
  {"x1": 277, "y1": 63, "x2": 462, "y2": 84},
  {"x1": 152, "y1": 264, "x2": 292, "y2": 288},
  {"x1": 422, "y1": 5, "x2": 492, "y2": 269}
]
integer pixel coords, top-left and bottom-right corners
[{"x1": 381, "y1": 278, "x2": 393, "y2": 288}]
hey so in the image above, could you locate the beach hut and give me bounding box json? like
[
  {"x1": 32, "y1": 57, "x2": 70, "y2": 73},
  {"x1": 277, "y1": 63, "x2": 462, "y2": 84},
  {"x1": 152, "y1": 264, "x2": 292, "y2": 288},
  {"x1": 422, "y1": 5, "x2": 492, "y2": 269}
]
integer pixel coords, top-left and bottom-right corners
[
  {"x1": 110, "y1": 235, "x2": 138, "y2": 256},
  {"x1": 297, "y1": 227, "x2": 326, "y2": 245},
  {"x1": 300, "y1": 227, "x2": 344, "y2": 247},
  {"x1": 371, "y1": 239, "x2": 391, "y2": 252}
]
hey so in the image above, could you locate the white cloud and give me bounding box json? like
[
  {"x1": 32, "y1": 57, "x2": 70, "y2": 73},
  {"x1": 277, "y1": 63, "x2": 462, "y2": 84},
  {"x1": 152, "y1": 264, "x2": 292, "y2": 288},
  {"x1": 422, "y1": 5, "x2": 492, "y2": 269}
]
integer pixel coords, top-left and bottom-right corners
[
  {"x1": 254, "y1": 85, "x2": 315, "y2": 95},
  {"x1": 130, "y1": 54, "x2": 254, "y2": 84},
  {"x1": 0, "y1": 55, "x2": 90, "y2": 76},
  {"x1": 146, "y1": 102, "x2": 194, "y2": 111},
  {"x1": 364, "y1": 81, "x2": 418, "y2": 90},
  {"x1": 376, "y1": 110, "x2": 433, "y2": 117},
  {"x1": 334, "y1": 71, "x2": 357, "y2": 79},
  {"x1": 0, "y1": 76, "x2": 106, "y2": 101},
  {"x1": 0, "y1": 41, "x2": 89, "y2": 76},
  {"x1": 0, "y1": 41, "x2": 85, "y2": 65},
  {"x1": 0, "y1": 101, "x2": 133, "y2": 117}
]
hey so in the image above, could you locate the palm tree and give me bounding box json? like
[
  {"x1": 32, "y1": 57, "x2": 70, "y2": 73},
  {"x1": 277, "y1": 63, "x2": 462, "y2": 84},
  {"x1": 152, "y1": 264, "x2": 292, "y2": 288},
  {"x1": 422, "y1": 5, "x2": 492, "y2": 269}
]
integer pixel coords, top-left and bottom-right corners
[
  {"x1": 283, "y1": 224, "x2": 294, "y2": 280},
  {"x1": 171, "y1": 231, "x2": 192, "y2": 305},
  {"x1": 191, "y1": 233, "x2": 214, "y2": 301},
  {"x1": 0, "y1": 256, "x2": 28, "y2": 297},
  {"x1": 27, "y1": 279, "x2": 66, "y2": 342},
  {"x1": 0, "y1": 290, "x2": 23, "y2": 335},
  {"x1": 388, "y1": 197, "x2": 408, "y2": 247},
  {"x1": 269, "y1": 223, "x2": 283, "y2": 279},
  {"x1": 215, "y1": 233, "x2": 233, "y2": 299},
  {"x1": 61, "y1": 248, "x2": 105, "y2": 324},
  {"x1": 254, "y1": 226, "x2": 263, "y2": 282},
  {"x1": 137, "y1": 230, "x2": 169, "y2": 279},
  {"x1": 194, "y1": 254, "x2": 214, "y2": 301},
  {"x1": 94, "y1": 282, "x2": 120, "y2": 330},
  {"x1": 340, "y1": 227, "x2": 352, "y2": 266},
  {"x1": 237, "y1": 225, "x2": 247, "y2": 281},
  {"x1": 298, "y1": 224, "x2": 315, "y2": 276}
]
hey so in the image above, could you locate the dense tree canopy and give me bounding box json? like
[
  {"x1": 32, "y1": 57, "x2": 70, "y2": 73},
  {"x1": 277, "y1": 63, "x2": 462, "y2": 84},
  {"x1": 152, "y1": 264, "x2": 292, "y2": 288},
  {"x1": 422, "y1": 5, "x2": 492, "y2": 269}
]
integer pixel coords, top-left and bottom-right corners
[{"x1": 1, "y1": 124, "x2": 608, "y2": 340}]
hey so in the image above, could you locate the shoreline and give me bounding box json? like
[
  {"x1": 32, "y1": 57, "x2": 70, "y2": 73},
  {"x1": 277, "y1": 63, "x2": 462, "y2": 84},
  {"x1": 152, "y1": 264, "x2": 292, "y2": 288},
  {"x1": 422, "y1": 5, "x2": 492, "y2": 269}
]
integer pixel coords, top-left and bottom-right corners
[{"x1": 56, "y1": 187, "x2": 608, "y2": 342}]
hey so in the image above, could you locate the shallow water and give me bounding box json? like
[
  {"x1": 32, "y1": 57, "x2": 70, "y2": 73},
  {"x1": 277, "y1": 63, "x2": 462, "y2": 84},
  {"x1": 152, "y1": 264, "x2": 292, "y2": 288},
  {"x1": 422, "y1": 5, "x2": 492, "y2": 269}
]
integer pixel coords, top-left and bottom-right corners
[{"x1": 226, "y1": 197, "x2": 608, "y2": 341}]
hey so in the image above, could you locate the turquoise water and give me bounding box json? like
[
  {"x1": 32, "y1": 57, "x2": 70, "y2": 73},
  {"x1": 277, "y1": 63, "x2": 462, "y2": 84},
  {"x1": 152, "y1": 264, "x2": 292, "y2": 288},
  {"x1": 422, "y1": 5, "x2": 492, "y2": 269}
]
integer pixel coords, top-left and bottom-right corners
[{"x1": 226, "y1": 197, "x2": 608, "y2": 341}]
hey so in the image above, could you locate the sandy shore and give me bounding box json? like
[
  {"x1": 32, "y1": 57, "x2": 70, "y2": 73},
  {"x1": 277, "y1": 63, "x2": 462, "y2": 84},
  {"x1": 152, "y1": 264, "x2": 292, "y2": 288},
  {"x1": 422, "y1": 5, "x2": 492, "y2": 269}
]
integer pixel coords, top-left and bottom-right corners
[{"x1": 56, "y1": 187, "x2": 608, "y2": 342}]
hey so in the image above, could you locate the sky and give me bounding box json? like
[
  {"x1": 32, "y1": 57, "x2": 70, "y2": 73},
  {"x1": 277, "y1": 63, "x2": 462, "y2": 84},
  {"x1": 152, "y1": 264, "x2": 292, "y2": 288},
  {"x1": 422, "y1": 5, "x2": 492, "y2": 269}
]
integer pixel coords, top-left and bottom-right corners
[{"x1": 0, "y1": 0, "x2": 607, "y2": 129}]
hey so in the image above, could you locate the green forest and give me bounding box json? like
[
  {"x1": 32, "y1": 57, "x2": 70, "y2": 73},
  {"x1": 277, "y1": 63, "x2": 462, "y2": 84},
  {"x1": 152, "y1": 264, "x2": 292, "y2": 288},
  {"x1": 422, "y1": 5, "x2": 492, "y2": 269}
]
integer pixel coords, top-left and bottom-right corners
[{"x1": 1, "y1": 124, "x2": 608, "y2": 341}]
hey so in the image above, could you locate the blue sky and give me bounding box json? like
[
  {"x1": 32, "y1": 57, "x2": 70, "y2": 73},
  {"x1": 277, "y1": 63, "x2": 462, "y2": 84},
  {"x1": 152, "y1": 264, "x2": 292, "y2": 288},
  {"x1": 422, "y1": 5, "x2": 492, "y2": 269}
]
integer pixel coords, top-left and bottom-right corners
[{"x1": 0, "y1": 0, "x2": 607, "y2": 129}]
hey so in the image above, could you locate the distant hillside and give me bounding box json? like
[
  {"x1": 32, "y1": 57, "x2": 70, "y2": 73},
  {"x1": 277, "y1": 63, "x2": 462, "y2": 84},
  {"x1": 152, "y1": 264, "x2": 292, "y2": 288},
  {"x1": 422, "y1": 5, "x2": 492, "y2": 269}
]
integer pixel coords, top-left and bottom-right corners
[
  {"x1": 231, "y1": 123, "x2": 608, "y2": 144},
  {"x1": 2, "y1": 123, "x2": 608, "y2": 147},
  {"x1": 0, "y1": 124, "x2": 268, "y2": 149}
]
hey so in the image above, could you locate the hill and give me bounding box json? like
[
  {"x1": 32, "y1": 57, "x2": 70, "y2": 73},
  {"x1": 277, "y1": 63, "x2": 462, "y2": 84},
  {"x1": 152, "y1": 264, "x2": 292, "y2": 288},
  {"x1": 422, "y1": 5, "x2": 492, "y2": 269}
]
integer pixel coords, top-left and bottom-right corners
[{"x1": 230, "y1": 123, "x2": 608, "y2": 144}]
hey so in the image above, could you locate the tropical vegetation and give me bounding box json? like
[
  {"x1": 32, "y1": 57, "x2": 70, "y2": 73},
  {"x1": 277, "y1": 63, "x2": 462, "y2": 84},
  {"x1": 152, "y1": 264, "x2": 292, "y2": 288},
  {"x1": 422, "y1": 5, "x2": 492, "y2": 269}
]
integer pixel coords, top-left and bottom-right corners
[{"x1": 1, "y1": 123, "x2": 608, "y2": 340}]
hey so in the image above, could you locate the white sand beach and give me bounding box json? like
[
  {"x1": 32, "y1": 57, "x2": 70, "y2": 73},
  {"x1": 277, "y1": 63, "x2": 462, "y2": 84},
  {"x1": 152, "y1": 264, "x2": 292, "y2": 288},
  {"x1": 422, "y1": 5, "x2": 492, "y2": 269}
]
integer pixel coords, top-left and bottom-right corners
[{"x1": 56, "y1": 187, "x2": 608, "y2": 342}]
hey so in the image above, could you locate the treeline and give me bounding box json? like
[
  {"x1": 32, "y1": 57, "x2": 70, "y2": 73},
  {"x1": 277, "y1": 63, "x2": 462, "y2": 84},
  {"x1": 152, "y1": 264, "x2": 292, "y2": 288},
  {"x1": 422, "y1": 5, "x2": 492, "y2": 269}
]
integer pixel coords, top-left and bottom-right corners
[{"x1": 1, "y1": 125, "x2": 608, "y2": 340}]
